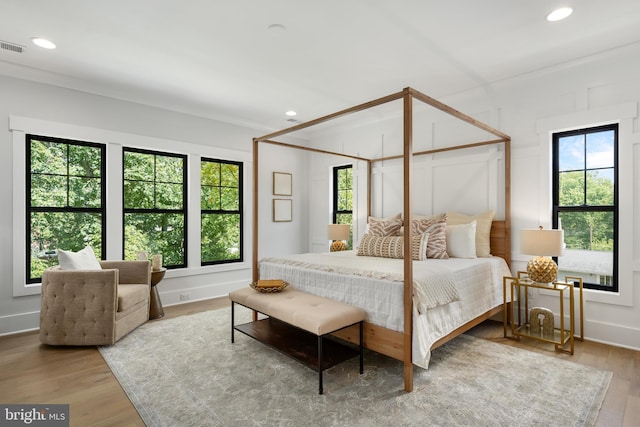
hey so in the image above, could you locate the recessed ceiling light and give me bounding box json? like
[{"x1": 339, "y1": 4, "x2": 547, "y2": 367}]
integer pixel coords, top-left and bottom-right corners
[
  {"x1": 285, "y1": 111, "x2": 297, "y2": 116},
  {"x1": 547, "y1": 7, "x2": 573, "y2": 22},
  {"x1": 32, "y1": 37, "x2": 56, "y2": 49}
]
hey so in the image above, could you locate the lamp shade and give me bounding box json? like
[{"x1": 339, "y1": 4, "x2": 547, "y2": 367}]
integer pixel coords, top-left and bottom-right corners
[
  {"x1": 327, "y1": 224, "x2": 350, "y2": 241},
  {"x1": 520, "y1": 228, "x2": 564, "y2": 257}
]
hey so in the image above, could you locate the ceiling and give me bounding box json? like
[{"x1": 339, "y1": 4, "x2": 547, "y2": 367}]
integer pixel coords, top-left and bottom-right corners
[{"x1": 1, "y1": 0, "x2": 640, "y2": 132}]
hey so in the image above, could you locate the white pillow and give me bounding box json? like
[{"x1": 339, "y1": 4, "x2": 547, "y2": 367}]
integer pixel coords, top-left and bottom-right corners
[
  {"x1": 446, "y1": 210, "x2": 495, "y2": 257},
  {"x1": 446, "y1": 221, "x2": 477, "y2": 258},
  {"x1": 57, "y1": 246, "x2": 102, "y2": 270}
]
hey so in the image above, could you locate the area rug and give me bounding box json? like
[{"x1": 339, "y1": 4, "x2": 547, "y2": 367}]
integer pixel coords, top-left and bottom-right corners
[{"x1": 99, "y1": 307, "x2": 611, "y2": 427}]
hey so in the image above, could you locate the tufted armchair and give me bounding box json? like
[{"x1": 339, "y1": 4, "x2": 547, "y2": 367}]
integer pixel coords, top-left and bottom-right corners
[{"x1": 39, "y1": 260, "x2": 151, "y2": 346}]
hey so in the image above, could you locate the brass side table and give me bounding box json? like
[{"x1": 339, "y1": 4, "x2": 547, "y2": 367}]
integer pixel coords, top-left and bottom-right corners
[
  {"x1": 150, "y1": 268, "x2": 167, "y2": 320},
  {"x1": 503, "y1": 272, "x2": 583, "y2": 354}
]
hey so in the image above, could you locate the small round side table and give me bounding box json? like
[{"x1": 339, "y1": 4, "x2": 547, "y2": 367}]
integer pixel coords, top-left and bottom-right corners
[{"x1": 149, "y1": 268, "x2": 167, "y2": 320}]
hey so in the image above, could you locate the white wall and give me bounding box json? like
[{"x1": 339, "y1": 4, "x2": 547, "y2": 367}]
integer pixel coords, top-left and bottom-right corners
[
  {"x1": 256, "y1": 143, "x2": 310, "y2": 258},
  {"x1": 306, "y1": 43, "x2": 640, "y2": 351},
  {"x1": 0, "y1": 75, "x2": 307, "y2": 335}
]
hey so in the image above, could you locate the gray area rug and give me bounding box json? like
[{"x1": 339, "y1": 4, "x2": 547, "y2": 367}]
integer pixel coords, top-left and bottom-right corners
[{"x1": 99, "y1": 307, "x2": 611, "y2": 427}]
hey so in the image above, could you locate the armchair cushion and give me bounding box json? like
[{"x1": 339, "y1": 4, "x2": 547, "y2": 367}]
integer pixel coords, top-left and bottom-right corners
[{"x1": 117, "y1": 284, "x2": 149, "y2": 312}]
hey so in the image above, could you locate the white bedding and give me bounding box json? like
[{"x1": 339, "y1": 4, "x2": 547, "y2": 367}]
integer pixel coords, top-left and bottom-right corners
[{"x1": 259, "y1": 250, "x2": 512, "y2": 368}]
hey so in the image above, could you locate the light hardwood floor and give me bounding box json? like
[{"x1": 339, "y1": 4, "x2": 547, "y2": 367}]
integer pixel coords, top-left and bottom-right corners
[{"x1": 1, "y1": 298, "x2": 637, "y2": 426}]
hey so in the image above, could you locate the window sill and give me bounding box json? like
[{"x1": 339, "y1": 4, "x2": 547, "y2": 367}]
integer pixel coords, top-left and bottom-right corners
[
  {"x1": 16, "y1": 261, "x2": 252, "y2": 297},
  {"x1": 159, "y1": 261, "x2": 251, "y2": 279}
]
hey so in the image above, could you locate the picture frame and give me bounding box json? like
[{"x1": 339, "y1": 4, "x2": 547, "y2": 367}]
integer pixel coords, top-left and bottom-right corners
[
  {"x1": 273, "y1": 172, "x2": 292, "y2": 196},
  {"x1": 273, "y1": 199, "x2": 292, "y2": 222}
]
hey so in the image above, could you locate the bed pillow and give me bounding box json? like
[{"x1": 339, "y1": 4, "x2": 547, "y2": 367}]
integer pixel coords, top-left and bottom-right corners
[
  {"x1": 367, "y1": 218, "x2": 403, "y2": 237},
  {"x1": 397, "y1": 212, "x2": 445, "y2": 235},
  {"x1": 357, "y1": 233, "x2": 429, "y2": 261},
  {"x1": 365, "y1": 213, "x2": 402, "y2": 234},
  {"x1": 410, "y1": 217, "x2": 449, "y2": 259},
  {"x1": 446, "y1": 220, "x2": 477, "y2": 258},
  {"x1": 57, "y1": 246, "x2": 102, "y2": 270},
  {"x1": 446, "y1": 210, "x2": 495, "y2": 257}
]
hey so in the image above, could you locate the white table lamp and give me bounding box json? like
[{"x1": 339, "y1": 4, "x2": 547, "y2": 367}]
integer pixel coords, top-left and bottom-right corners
[
  {"x1": 327, "y1": 224, "x2": 350, "y2": 252},
  {"x1": 520, "y1": 226, "x2": 564, "y2": 283}
]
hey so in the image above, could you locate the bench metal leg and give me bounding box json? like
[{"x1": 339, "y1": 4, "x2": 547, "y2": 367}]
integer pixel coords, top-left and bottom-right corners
[
  {"x1": 359, "y1": 321, "x2": 364, "y2": 374},
  {"x1": 318, "y1": 335, "x2": 323, "y2": 394},
  {"x1": 231, "y1": 301, "x2": 235, "y2": 343}
]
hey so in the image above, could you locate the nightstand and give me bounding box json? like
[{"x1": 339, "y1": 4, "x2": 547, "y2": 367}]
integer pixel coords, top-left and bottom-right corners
[
  {"x1": 503, "y1": 272, "x2": 583, "y2": 354},
  {"x1": 149, "y1": 268, "x2": 167, "y2": 320}
]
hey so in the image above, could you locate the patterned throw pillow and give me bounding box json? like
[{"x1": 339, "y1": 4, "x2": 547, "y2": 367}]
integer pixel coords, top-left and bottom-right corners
[
  {"x1": 367, "y1": 218, "x2": 403, "y2": 237},
  {"x1": 410, "y1": 217, "x2": 449, "y2": 259},
  {"x1": 357, "y1": 233, "x2": 429, "y2": 261}
]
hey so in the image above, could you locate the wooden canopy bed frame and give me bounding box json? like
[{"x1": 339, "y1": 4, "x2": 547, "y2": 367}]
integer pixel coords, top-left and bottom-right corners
[{"x1": 252, "y1": 87, "x2": 511, "y2": 392}]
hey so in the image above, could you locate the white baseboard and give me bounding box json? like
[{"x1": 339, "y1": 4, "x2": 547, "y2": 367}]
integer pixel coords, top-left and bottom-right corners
[
  {"x1": 161, "y1": 280, "x2": 247, "y2": 307},
  {"x1": 582, "y1": 318, "x2": 640, "y2": 351},
  {"x1": 0, "y1": 310, "x2": 39, "y2": 336}
]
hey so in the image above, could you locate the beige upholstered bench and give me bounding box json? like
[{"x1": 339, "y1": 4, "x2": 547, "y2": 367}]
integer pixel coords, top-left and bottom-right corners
[{"x1": 229, "y1": 287, "x2": 366, "y2": 394}]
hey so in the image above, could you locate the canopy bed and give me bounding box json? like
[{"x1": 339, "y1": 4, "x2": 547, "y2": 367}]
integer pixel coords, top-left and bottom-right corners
[{"x1": 252, "y1": 87, "x2": 511, "y2": 392}]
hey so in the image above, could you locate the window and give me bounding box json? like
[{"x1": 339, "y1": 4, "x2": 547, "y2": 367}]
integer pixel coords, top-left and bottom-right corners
[
  {"x1": 123, "y1": 148, "x2": 187, "y2": 269},
  {"x1": 552, "y1": 124, "x2": 618, "y2": 292},
  {"x1": 26, "y1": 135, "x2": 106, "y2": 282},
  {"x1": 332, "y1": 165, "x2": 353, "y2": 249},
  {"x1": 201, "y1": 158, "x2": 243, "y2": 265}
]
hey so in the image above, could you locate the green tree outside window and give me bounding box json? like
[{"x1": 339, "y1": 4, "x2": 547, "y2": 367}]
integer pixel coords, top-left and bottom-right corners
[
  {"x1": 553, "y1": 124, "x2": 617, "y2": 291},
  {"x1": 27, "y1": 135, "x2": 105, "y2": 282},
  {"x1": 333, "y1": 165, "x2": 353, "y2": 249},
  {"x1": 201, "y1": 159, "x2": 243, "y2": 264},
  {"x1": 123, "y1": 149, "x2": 187, "y2": 268}
]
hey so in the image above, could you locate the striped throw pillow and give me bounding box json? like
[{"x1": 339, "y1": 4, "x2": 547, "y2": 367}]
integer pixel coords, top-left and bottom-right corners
[
  {"x1": 357, "y1": 233, "x2": 429, "y2": 261},
  {"x1": 410, "y1": 217, "x2": 449, "y2": 259},
  {"x1": 368, "y1": 218, "x2": 403, "y2": 237}
]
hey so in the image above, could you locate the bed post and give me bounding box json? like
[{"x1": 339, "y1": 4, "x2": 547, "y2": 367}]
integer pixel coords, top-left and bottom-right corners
[
  {"x1": 367, "y1": 160, "x2": 372, "y2": 218},
  {"x1": 252, "y1": 138, "x2": 260, "y2": 283},
  {"x1": 402, "y1": 88, "x2": 414, "y2": 392},
  {"x1": 252, "y1": 139, "x2": 260, "y2": 322},
  {"x1": 504, "y1": 138, "x2": 511, "y2": 267}
]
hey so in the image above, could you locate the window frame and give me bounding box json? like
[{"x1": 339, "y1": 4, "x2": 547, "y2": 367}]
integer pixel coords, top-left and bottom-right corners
[
  {"x1": 122, "y1": 147, "x2": 188, "y2": 269},
  {"x1": 551, "y1": 123, "x2": 619, "y2": 292},
  {"x1": 332, "y1": 164, "x2": 353, "y2": 248},
  {"x1": 200, "y1": 157, "x2": 244, "y2": 266},
  {"x1": 26, "y1": 134, "x2": 106, "y2": 283}
]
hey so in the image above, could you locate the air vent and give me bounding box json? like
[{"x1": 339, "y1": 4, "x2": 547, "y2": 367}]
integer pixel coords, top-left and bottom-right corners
[{"x1": 1, "y1": 40, "x2": 24, "y2": 53}]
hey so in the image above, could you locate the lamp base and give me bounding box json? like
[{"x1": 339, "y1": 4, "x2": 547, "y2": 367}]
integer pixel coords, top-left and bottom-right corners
[
  {"x1": 330, "y1": 240, "x2": 347, "y2": 252},
  {"x1": 526, "y1": 256, "x2": 558, "y2": 283}
]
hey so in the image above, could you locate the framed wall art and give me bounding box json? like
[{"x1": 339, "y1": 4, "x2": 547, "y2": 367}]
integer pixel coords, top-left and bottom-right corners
[
  {"x1": 273, "y1": 199, "x2": 292, "y2": 222},
  {"x1": 273, "y1": 172, "x2": 292, "y2": 196}
]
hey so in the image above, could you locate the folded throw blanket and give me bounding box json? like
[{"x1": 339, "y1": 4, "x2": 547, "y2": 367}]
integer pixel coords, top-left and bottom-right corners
[{"x1": 260, "y1": 254, "x2": 460, "y2": 313}]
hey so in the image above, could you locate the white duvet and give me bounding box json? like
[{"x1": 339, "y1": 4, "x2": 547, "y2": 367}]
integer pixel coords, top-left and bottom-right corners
[{"x1": 259, "y1": 250, "x2": 512, "y2": 368}]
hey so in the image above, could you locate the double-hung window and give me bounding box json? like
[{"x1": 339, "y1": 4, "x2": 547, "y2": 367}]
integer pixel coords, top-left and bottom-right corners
[
  {"x1": 26, "y1": 135, "x2": 105, "y2": 282},
  {"x1": 552, "y1": 124, "x2": 618, "y2": 291},
  {"x1": 123, "y1": 148, "x2": 187, "y2": 268},
  {"x1": 200, "y1": 158, "x2": 243, "y2": 265},
  {"x1": 332, "y1": 165, "x2": 353, "y2": 249}
]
